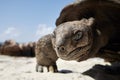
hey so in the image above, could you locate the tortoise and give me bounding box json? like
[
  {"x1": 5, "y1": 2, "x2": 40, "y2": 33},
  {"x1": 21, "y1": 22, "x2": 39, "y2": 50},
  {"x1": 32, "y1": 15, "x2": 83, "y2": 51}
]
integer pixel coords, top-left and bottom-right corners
[{"x1": 35, "y1": 0, "x2": 120, "y2": 72}]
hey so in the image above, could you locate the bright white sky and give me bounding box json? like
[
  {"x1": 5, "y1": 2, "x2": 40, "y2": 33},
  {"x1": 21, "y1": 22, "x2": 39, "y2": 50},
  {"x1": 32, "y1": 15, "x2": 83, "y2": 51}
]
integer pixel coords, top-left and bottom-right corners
[{"x1": 0, "y1": 0, "x2": 74, "y2": 42}]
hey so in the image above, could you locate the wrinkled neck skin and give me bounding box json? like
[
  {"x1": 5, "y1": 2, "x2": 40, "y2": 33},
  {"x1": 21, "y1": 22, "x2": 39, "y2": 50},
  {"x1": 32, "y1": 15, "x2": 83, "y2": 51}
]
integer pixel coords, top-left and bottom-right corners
[
  {"x1": 89, "y1": 28, "x2": 109, "y2": 59},
  {"x1": 91, "y1": 24, "x2": 115, "y2": 60}
]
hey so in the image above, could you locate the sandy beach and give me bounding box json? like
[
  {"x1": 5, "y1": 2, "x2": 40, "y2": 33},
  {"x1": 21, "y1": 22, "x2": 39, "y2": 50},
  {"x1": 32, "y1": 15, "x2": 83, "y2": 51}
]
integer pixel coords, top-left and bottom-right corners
[{"x1": 0, "y1": 55, "x2": 109, "y2": 80}]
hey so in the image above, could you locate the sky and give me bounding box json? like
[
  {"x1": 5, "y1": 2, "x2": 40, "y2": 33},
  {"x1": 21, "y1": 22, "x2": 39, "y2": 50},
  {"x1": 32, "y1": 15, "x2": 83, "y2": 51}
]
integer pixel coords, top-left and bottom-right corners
[{"x1": 0, "y1": 0, "x2": 74, "y2": 43}]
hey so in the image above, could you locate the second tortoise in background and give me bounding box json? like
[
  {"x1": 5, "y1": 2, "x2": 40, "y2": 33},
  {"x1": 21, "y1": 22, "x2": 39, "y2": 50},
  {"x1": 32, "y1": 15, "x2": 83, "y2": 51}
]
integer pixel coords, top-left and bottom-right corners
[{"x1": 0, "y1": 39, "x2": 35, "y2": 57}]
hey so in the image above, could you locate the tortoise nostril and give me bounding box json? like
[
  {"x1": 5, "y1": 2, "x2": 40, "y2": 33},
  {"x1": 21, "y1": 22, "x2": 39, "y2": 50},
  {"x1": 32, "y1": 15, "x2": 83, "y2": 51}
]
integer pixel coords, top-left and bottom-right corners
[
  {"x1": 61, "y1": 47, "x2": 65, "y2": 51},
  {"x1": 57, "y1": 46, "x2": 65, "y2": 52}
]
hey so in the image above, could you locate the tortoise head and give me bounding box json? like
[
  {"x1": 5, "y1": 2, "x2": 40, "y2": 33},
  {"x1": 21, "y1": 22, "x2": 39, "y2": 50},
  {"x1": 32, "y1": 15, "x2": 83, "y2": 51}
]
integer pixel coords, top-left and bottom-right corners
[{"x1": 52, "y1": 18, "x2": 95, "y2": 61}]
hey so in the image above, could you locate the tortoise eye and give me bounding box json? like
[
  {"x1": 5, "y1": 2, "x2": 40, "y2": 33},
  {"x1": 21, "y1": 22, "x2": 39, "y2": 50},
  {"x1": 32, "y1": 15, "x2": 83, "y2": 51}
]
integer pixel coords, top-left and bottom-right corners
[{"x1": 73, "y1": 31, "x2": 83, "y2": 41}]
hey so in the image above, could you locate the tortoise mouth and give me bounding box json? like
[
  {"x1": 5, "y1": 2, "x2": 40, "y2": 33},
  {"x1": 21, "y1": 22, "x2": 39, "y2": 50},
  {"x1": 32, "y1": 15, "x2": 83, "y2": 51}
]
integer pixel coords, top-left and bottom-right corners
[{"x1": 60, "y1": 44, "x2": 91, "y2": 61}]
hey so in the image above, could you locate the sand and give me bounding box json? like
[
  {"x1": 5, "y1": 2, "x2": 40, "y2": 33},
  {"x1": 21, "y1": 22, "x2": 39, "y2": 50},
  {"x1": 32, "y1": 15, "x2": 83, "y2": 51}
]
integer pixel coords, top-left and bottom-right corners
[{"x1": 0, "y1": 55, "x2": 109, "y2": 80}]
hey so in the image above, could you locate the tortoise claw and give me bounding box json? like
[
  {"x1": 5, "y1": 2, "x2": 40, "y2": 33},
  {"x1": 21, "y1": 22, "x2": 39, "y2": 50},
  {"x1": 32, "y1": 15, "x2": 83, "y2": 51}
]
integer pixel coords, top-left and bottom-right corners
[
  {"x1": 36, "y1": 64, "x2": 43, "y2": 72},
  {"x1": 36, "y1": 64, "x2": 58, "y2": 73}
]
